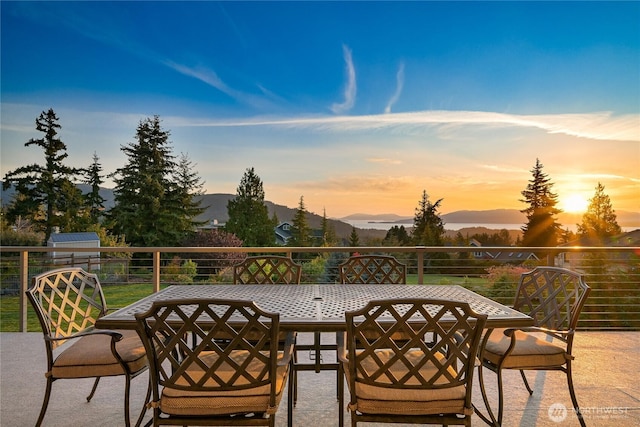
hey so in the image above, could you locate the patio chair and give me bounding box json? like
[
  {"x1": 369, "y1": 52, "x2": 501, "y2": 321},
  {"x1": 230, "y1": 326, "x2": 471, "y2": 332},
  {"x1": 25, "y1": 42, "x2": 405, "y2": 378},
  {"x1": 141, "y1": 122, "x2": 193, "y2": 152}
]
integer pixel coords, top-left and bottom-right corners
[
  {"x1": 135, "y1": 298, "x2": 295, "y2": 427},
  {"x1": 333, "y1": 255, "x2": 410, "y2": 393},
  {"x1": 233, "y1": 255, "x2": 306, "y2": 407},
  {"x1": 26, "y1": 267, "x2": 149, "y2": 427},
  {"x1": 233, "y1": 255, "x2": 302, "y2": 284},
  {"x1": 478, "y1": 267, "x2": 591, "y2": 427},
  {"x1": 339, "y1": 254, "x2": 406, "y2": 284},
  {"x1": 338, "y1": 298, "x2": 487, "y2": 427}
]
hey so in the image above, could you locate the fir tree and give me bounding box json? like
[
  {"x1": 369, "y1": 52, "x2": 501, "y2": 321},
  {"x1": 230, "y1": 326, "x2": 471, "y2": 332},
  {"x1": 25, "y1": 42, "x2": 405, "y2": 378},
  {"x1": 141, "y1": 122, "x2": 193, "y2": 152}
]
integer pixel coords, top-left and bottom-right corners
[
  {"x1": 171, "y1": 153, "x2": 206, "y2": 236},
  {"x1": 577, "y1": 182, "x2": 621, "y2": 243},
  {"x1": 412, "y1": 190, "x2": 445, "y2": 246},
  {"x1": 109, "y1": 116, "x2": 189, "y2": 247},
  {"x1": 2, "y1": 108, "x2": 82, "y2": 242},
  {"x1": 320, "y1": 208, "x2": 337, "y2": 247},
  {"x1": 348, "y1": 226, "x2": 360, "y2": 247},
  {"x1": 225, "y1": 167, "x2": 275, "y2": 246},
  {"x1": 289, "y1": 196, "x2": 311, "y2": 247},
  {"x1": 519, "y1": 159, "x2": 561, "y2": 247},
  {"x1": 83, "y1": 153, "x2": 106, "y2": 224}
]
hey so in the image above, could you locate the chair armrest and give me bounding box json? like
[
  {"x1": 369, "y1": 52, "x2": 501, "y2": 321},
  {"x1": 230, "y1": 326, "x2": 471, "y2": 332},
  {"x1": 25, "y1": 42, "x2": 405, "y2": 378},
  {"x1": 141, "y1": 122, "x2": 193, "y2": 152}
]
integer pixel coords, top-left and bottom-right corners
[
  {"x1": 45, "y1": 328, "x2": 124, "y2": 343},
  {"x1": 278, "y1": 331, "x2": 297, "y2": 366},
  {"x1": 336, "y1": 332, "x2": 348, "y2": 363},
  {"x1": 504, "y1": 326, "x2": 571, "y2": 342}
]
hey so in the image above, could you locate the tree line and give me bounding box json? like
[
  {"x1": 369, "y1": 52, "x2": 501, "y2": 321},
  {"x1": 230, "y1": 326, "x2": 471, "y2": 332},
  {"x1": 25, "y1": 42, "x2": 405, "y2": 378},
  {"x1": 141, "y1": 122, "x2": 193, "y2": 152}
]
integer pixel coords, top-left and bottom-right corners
[{"x1": 2, "y1": 109, "x2": 623, "y2": 252}]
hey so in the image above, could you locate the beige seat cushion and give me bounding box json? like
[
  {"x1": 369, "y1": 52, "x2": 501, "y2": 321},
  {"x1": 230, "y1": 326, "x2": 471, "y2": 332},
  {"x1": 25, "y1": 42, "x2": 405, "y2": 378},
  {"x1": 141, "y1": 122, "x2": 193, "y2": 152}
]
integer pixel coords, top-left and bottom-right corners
[
  {"x1": 483, "y1": 328, "x2": 568, "y2": 369},
  {"x1": 344, "y1": 348, "x2": 468, "y2": 416},
  {"x1": 160, "y1": 350, "x2": 290, "y2": 416},
  {"x1": 52, "y1": 329, "x2": 147, "y2": 378}
]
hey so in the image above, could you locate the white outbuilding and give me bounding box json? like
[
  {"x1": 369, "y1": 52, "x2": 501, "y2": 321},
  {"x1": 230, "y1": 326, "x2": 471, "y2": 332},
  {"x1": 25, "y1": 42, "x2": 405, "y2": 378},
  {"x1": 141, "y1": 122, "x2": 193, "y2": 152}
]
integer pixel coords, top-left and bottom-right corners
[{"x1": 47, "y1": 231, "x2": 101, "y2": 270}]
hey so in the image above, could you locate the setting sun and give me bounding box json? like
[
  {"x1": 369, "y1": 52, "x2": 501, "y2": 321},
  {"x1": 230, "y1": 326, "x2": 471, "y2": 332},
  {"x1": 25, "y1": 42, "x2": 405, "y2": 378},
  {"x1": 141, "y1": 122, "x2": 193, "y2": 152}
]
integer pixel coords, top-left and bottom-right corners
[{"x1": 562, "y1": 194, "x2": 590, "y2": 213}]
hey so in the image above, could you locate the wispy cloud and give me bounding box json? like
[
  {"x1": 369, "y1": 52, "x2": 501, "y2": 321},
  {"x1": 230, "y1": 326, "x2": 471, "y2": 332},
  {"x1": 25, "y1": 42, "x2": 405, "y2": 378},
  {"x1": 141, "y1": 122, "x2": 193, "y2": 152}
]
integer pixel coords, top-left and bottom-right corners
[
  {"x1": 330, "y1": 45, "x2": 356, "y2": 114},
  {"x1": 182, "y1": 110, "x2": 640, "y2": 142},
  {"x1": 481, "y1": 164, "x2": 529, "y2": 174},
  {"x1": 384, "y1": 62, "x2": 405, "y2": 114},
  {"x1": 164, "y1": 61, "x2": 228, "y2": 92},
  {"x1": 22, "y1": 3, "x2": 271, "y2": 111},
  {"x1": 367, "y1": 157, "x2": 403, "y2": 165},
  {"x1": 163, "y1": 61, "x2": 275, "y2": 110}
]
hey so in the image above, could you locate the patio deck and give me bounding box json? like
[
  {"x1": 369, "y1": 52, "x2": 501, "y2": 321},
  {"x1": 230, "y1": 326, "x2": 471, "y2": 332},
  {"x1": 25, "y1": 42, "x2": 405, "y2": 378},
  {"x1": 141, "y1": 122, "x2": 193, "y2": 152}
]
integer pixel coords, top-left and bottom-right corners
[{"x1": 1, "y1": 331, "x2": 638, "y2": 426}]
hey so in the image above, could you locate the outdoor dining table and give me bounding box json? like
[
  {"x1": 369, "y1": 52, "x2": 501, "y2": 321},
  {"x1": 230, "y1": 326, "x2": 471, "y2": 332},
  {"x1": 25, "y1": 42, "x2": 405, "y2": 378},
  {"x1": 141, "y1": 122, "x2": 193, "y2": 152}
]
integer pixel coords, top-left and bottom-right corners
[
  {"x1": 96, "y1": 283, "x2": 533, "y2": 427},
  {"x1": 97, "y1": 283, "x2": 532, "y2": 331}
]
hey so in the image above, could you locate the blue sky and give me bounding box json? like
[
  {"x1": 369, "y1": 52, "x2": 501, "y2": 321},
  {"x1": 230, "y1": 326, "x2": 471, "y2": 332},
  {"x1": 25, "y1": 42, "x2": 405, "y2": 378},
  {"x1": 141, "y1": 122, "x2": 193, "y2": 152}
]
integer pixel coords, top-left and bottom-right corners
[{"x1": 1, "y1": 1, "x2": 639, "y2": 218}]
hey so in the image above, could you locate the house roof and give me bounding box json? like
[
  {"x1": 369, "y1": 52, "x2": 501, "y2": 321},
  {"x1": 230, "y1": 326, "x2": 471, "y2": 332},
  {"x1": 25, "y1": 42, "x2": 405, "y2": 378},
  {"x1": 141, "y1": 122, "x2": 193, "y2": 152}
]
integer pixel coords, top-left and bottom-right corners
[
  {"x1": 491, "y1": 251, "x2": 538, "y2": 262},
  {"x1": 562, "y1": 229, "x2": 640, "y2": 247},
  {"x1": 48, "y1": 232, "x2": 100, "y2": 243}
]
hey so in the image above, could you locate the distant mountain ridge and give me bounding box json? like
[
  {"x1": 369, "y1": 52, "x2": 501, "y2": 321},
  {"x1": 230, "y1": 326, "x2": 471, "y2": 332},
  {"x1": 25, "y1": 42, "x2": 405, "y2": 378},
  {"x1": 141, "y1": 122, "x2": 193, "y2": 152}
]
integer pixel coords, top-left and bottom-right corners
[
  {"x1": 2, "y1": 184, "x2": 639, "y2": 229},
  {"x1": 342, "y1": 209, "x2": 640, "y2": 227}
]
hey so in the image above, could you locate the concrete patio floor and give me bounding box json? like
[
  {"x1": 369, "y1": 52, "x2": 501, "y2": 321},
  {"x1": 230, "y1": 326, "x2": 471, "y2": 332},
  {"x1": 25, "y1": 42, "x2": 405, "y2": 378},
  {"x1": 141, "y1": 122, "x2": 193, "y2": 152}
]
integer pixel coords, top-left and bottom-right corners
[{"x1": 1, "y1": 331, "x2": 639, "y2": 427}]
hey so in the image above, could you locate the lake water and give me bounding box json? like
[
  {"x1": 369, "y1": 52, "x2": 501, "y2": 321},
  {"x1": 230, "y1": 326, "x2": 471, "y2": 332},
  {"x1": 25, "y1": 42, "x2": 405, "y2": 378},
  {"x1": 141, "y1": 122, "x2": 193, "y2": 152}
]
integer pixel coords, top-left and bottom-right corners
[
  {"x1": 342, "y1": 220, "x2": 638, "y2": 234},
  {"x1": 342, "y1": 220, "x2": 523, "y2": 231}
]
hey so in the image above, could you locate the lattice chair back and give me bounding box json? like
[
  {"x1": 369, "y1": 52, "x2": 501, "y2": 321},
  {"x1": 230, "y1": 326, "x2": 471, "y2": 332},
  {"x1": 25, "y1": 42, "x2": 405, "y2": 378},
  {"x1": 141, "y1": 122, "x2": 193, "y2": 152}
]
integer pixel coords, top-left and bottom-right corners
[
  {"x1": 513, "y1": 267, "x2": 591, "y2": 333},
  {"x1": 339, "y1": 255, "x2": 406, "y2": 284},
  {"x1": 344, "y1": 299, "x2": 487, "y2": 409},
  {"x1": 233, "y1": 255, "x2": 302, "y2": 284},
  {"x1": 27, "y1": 267, "x2": 108, "y2": 349},
  {"x1": 135, "y1": 298, "x2": 292, "y2": 424}
]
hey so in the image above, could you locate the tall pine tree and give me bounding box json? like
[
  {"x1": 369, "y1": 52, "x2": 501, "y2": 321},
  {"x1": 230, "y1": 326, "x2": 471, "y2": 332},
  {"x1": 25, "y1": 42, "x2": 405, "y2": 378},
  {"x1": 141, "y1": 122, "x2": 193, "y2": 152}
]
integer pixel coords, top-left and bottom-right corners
[
  {"x1": 172, "y1": 153, "x2": 206, "y2": 239},
  {"x1": 2, "y1": 108, "x2": 83, "y2": 242},
  {"x1": 519, "y1": 159, "x2": 561, "y2": 247},
  {"x1": 225, "y1": 167, "x2": 275, "y2": 246},
  {"x1": 320, "y1": 208, "x2": 337, "y2": 247},
  {"x1": 288, "y1": 196, "x2": 311, "y2": 247},
  {"x1": 109, "y1": 116, "x2": 201, "y2": 246},
  {"x1": 577, "y1": 182, "x2": 621, "y2": 243},
  {"x1": 412, "y1": 190, "x2": 445, "y2": 246},
  {"x1": 83, "y1": 153, "x2": 106, "y2": 224}
]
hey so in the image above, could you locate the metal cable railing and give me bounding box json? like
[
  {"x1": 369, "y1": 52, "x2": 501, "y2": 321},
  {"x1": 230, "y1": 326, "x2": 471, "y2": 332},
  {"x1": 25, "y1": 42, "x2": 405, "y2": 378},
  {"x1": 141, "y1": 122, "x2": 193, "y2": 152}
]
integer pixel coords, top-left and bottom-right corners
[{"x1": 1, "y1": 245, "x2": 638, "y2": 331}]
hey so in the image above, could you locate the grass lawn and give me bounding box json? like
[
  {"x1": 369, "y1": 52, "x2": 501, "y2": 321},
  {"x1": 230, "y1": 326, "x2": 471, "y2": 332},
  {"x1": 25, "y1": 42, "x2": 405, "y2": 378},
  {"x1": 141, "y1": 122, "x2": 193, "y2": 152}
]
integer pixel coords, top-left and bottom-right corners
[
  {"x1": 0, "y1": 277, "x2": 493, "y2": 332},
  {"x1": 0, "y1": 283, "x2": 166, "y2": 332}
]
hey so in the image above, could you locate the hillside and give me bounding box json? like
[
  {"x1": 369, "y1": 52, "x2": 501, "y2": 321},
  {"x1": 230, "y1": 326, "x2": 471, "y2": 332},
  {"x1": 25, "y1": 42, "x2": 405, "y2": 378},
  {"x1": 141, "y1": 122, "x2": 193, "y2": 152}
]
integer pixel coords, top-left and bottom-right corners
[
  {"x1": 194, "y1": 194, "x2": 378, "y2": 241},
  {"x1": 2, "y1": 183, "x2": 638, "y2": 240}
]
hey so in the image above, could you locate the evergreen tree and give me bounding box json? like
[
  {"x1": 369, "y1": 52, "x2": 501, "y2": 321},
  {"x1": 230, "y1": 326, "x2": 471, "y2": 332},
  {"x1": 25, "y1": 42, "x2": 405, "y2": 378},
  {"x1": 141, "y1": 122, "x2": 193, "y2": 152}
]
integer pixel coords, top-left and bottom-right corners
[
  {"x1": 83, "y1": 153, "x2": 106, "y2": 224},
  {"x1": 288, "y1": 196, "x2": 311, "y2": 247},
  {"x1": 412, "y1": 190, "x2": 445, "y2": 245},
  {"x1": 519, "y1": 159, "x2": 562, "y2": 247},
  {"x1": 171, "y1": 153, "x2": 206, "y2": 235},
  {"x1": 320, "y1": 208, "x2": 337, "y2": 247},
  {"x1": 2, "y1": 108, "x2": 82, "y2": 242},
  {"x1": 57, "y1": 178, "x2": 90, "y2": 232},
  {"x1": 348, "y1": 226, "x2": 360, "y2": 247},
  {"x1": 109, "y1": 116, "x2": 187, "y2": 246},
  {"x1": 225, "y1": 167, "x2": 275, "y2": 246},
  {"x1": 383, "y1": 225, "x2": 410, "y2": 246},
  {"x1": 577, "y1": 182, "x2": 621, "y2": 243}
]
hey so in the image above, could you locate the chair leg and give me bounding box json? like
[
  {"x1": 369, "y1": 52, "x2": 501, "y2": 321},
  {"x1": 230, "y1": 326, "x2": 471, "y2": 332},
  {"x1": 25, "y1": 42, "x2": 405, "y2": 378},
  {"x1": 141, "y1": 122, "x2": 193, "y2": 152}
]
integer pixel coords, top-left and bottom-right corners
[
  {"x1": 519, "y1": 370, "x2": 534, "y2": 395},
  {"x1": 86, "y1": 377, "x2": 101, "y2": 401},
  {"x1": 476, "y1": 363, "x2": 499, "y2": 427},
  {"x1": 292, "y1": 349, "x2": 298, "y2": 405},
  {"x1": 566, "y1": 364, "x2": 587, "y2": 427},
  {"x1": 338, "y1": 362, "x2": 344, "y2": 427},
  {"x1": 496, "y1": 369, "x2": 505, "y2": 426},
  {"x1": 134, "y1": 374, "x2": 152, "y2": 427},
  {"x1": 35, "y1": 376, "x2": 54, "y2": 427},
  {"x1": 123, "y1": 374, "x2": 132, "y2": 427},
  {"x1": 287, "y1": 363, "x2": 294, "y2": 427}
]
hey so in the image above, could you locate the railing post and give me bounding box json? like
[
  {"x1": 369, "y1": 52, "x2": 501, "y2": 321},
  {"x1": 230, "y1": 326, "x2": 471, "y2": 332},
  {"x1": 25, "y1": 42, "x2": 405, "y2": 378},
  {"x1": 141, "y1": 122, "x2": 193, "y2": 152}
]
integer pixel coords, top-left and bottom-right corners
[
  {"x1": 20, "y1": 250, "x2": 28, "y2": 332},
  {"x1": 153, "y1": 251, "x2": 161, "y2": 293},
  {"x1": 417, "y1": 248, "x2": 424, "y2": 284}
]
